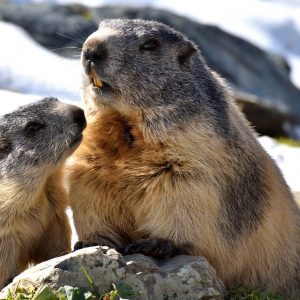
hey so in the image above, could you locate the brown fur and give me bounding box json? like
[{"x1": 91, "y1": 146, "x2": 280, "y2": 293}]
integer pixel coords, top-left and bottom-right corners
[
  {"x1": 69, "y1": 105, "x2": 300, "y2": 298},
  {"x1": 0, "y1": 98, "x2": 86, "y2": 288},
  {"x1": 67, "y1": 19, "x2": 300, "y2": 299},
  {"x1": 0, "y1": 168, "x2": 71, "y2": 288}
]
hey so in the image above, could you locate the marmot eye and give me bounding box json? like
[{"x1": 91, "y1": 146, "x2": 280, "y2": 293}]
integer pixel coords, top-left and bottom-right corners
[
  {"x1": 25, "y1": 122, "x2": 45, "y2": 133},
  {"x1": 140, "y1": 40, "x2": 159, "y2": 51}
]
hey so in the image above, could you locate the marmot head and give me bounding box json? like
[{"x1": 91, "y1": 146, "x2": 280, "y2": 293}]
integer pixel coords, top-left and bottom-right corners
[
  {"x1": 0, "y1": 97, "x2": 86, "y2": 180},
  {"x1": 82, "y1": 19, "x2": 229, "y2": 137}
]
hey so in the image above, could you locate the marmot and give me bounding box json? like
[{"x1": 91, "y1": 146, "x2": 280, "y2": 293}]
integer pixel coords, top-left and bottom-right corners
[
  {"x1": 67, "y1": 19, "x2": 300, "y2": 298},
  {"x1": 0, "y1": 97, "x2": 86, "y2": 288}
]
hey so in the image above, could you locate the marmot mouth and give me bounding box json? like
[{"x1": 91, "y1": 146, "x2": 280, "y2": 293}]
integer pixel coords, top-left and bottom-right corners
[
  {"x1": 92, "y1": 77, "x2": 103, "y2": 88},
  {"x1": 90, "y1": 77, "x2": 111, "y2": 92}
]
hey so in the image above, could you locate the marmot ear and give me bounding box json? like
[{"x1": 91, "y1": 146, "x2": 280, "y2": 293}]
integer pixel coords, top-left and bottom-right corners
[
  {"x1": 178, "y1": 40, "x2": 197, "y2": 65},
  {"x1": 0, "y1": 137, "x2": 11, "y2": 160}
]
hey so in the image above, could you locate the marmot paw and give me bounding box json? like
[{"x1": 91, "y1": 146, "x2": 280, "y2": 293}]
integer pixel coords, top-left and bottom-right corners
[
  {"x1": 73, "y1": 241, "x2": 99, "y2": 251},
  {"x1": 73, "y1": 236, "x2": 120, "y2": 251},
  {"x1": 119, "y1": 239, "x2": 180, "y2": 259}
]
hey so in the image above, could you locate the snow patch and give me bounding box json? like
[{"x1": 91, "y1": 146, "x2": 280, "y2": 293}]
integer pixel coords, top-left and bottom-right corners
[
  {"x1": 259, "y1": 136, "x2": 300, "y2": 192},
  {"x1": 0, "y1": 22, "x2": 82, "y2": 101}
]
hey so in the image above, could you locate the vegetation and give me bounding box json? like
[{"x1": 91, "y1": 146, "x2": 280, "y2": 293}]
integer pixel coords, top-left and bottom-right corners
[
  {"x1": 275, "y1": 136, "x2": 300, "y2": 148},
  {"x1": 2, "y1": 279, "x2": 287, "y2": 300},
  {"x1": 227, "y1": 286, "x2": 284, "y2": 300},
  {"x1": 0, "y1": 266, "x2": 138, "y2": 300},
  {"x1": 2, "y1": 282, "x2": 288, "y2": 300},
  {"x1": 0, "y1": 282, "x2": 137, "y2": 300},
  {"x1": 0, "y1": 259, "x2": 290, "y2": 300}
]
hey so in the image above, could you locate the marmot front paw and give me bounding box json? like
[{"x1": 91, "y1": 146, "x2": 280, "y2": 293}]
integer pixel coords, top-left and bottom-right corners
[{"x1": 120, "y1": 239, "x2": 180, "y2": 259}]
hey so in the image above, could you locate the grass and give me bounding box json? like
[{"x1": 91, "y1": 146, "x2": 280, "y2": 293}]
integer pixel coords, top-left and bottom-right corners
[{"x1": 227, "y1": 286, "x2": 285, "y2": 300}]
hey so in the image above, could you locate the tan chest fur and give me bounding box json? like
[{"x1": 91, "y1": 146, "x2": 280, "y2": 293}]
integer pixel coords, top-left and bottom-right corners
[
  {"x1": 0, "y1": 169, "x2": 71, "y2": 288},
  {"x1": 0, "y1": 180, "x2": 50, "y2": 239},
  {"x1": 68, "y1": 110, "x2": 226, "y2": 254}
]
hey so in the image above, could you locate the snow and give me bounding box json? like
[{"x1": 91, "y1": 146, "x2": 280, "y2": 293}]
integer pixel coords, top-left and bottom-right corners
[
  {"x1": 259, "y1": 136, "x2": 300, "y2": 192},
  {"x1": 0, "y1": 22, "x2": 82, "y2": 103},
  {"x1": 66, "y1": 208, "x2": 78, "y2": 247}
]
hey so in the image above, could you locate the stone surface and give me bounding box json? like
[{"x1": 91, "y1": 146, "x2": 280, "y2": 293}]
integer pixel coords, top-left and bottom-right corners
[
  {"x1": 1, "y1": 2, "x2": 300, "y2": 136},
  {"x1": 1, "y1": 247, "x2": 225, "y2": 299}
]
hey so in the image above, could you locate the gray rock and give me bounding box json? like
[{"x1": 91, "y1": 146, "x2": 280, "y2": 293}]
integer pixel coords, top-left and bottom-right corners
[
  {"x1": 1, "y1": 246, "x2": 225, "y2": 300},
  {"x1": 234, "y1": 90, "x2": 289, "y2": 136},
  {"x1": 1, "y1": 2, "x2": 300, "y2": 136}
]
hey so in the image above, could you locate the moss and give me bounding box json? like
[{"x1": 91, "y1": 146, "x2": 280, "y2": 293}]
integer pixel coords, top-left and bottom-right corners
[{"x1": 275, "y1": 136, "x2": 300, "y2": 147}]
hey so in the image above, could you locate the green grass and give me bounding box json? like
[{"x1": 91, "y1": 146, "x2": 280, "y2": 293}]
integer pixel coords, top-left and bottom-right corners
[{"x1": 227, "y1": 286, "x2": 285, "y2": 300}]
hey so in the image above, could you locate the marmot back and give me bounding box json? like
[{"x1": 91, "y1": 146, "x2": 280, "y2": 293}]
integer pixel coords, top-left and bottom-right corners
[
  {"x1": 68, "y1": 19, "x2": 300, "y2": 299},
  {"x1": 0, "y1": 98, "x2": 86, "y2": 288}
]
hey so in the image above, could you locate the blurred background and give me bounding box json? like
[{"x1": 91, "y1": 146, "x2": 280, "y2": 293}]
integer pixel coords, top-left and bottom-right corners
[{"x1": 0, "y1": 0, "x2": 299, "y2": 201}]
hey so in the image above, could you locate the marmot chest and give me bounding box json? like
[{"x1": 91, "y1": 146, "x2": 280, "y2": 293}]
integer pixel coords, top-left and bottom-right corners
[{"x1": 78, "y1": 111, "x2": 168, "y2": 185}]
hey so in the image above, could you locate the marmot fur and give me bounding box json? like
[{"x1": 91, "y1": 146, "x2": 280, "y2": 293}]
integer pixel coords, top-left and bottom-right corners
[
  {"x1": 0, "y1": 98, "x2": 86, "y2": 288},
  {"x1": 67, "y1": 19, "x2": 300, "y2": 299}
]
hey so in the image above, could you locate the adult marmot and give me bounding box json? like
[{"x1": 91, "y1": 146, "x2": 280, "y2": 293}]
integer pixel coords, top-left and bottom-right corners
[
  {"x1": 0, "y1": 98, "x2": 86, "y2": 288},
  {"x1": 68, "y1": 19, "x2": 300, "y2": 298}
]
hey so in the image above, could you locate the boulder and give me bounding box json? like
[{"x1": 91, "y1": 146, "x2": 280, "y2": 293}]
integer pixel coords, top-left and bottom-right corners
[
  {"x1": 234, "y1": 91, "x2": 289, "y2": 136},
  {"x1": 1, "y1": 246, "x2": 225, "y2": 300},
  {"x1": 1, "y1": 2, "x2": 300, "y2": 136}
]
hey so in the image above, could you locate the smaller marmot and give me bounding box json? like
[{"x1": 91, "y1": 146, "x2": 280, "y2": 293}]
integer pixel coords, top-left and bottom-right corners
[
  {"x1": 0, "y1": 97, "x2": 86, "y2": 288},
  {"x1": 68, "y1": 19, "x2": 300, "y2": 299}
]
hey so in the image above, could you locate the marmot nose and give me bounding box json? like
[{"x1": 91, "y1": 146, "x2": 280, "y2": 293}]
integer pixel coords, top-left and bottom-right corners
[
  {"x1": 72, "y1": 108, "x2": 86, "y2": 131},
  {"x1": 83, "y1": 46, "x2": 107, "y2": 64}
]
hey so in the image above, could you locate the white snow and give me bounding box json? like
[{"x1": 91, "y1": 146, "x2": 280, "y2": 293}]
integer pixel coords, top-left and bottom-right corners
[
  {"x1": 66, "y1": 208, "x2": 78, "y2": 247},
  {"x1": 0, "y1": 89, "x2": 82, "y2": 115},
  {"x1": 0, "y1": 90, "x2": 42, "y2": 115},
  {"x1": 0, "y1": 22, "x2": 82, "y2": 102},
  {"x1": 259, "y1": 136, "x2": 300, "y2": 192}
]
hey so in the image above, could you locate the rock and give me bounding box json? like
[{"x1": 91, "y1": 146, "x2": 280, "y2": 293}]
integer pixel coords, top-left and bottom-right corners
[
  {"x1": 1, "y1": 246, "x2": 225, "y2": 300},
  {"x1": 1, "y1": 2, "x2": 300, "y2": 136},
  {"x1": 234, "y1": 90, "x2": 289, "y2": 136}
]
